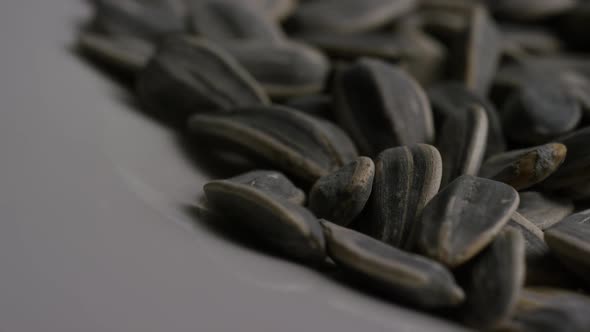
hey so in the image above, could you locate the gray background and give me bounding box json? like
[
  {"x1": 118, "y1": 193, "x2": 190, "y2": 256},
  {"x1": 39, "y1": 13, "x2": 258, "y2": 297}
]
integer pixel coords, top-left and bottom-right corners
[{"x1": 0, "y1": 1, "x2": 469, "y2": 331}]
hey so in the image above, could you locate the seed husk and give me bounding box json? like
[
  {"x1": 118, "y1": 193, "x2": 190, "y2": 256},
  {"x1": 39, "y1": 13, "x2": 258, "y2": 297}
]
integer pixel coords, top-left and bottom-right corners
[
  {"x1": 77, "y1": 31, "x2": 154, "y2": 74},
  {"x1": 321, "y1": 220, "x2": 465, "y2": 309},
  {"x1": 189, "y1": 105, "x2": 358, "y2": 183},
  {"x1": 545, "y1": 210, "x2": 590, "y2": 283},
  {"x1": 361, "y1": 144, "x2": 442, "y2": 249},
  {"x1": 436, "y1": 104, "x2": 488, "y2": 187},
  {"x1": 461, "y1": 228, "x2": 525, "y2": 329},
  {"x1": 500, "y1": 288, "x2": 590, "y2": 332},
  {"x1": 479, "y1": 143, "x2": 567, "y2": 191},
  {"x1": 309, "y1": 157, "x2": 375, "y2": 227},
  {"x1": 454, "y1": 5, "x2": 501, "y2": 96},
  {"x1": 188, "y1": 0, "x2": 285, "y2": 43},
  {"x1": 417, "y1": 175, "x2": 519, "y2": 267},
  {"x1": 428, "y1": 81, "x2": 505, "y2": 158},
  {"x1": 227, "y1": 170, "x2": 305, "y2": 205},
  {"x1": 333, "y1": 58, "x2": 434, "y2": 157},
  {"x1": 517, "y1": 192, "x2": 574, "y2": 230},
  {"x1": 218, "y1": 41, "x2": 330, "y2": 98},
  {"x1": 93, "y1": 0, "x2": 185, "y2": 42},
  {"x1": 289, "y1": 0, "x2": 417, "y2": 34},
  {"x1": 204, "y1": 180, "x2": 325, "y2": 262},
  {"x1": 136, "y1": 36, "x2": 269, "y2": 123},
  {"x1": 485, "y1": 0, "x2": 576, "y2": 21}
]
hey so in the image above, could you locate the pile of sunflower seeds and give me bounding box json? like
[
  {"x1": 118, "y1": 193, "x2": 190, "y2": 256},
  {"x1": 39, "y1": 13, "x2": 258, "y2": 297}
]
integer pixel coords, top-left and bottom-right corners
[{"x1": 78, "y1": 0, "x2": 590, "y2": 330}]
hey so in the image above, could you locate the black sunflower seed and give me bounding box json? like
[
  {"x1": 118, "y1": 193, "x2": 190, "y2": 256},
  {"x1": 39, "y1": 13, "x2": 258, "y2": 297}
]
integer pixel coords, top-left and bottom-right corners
[
  {"x1": 428, "y1": 81, "x2": 505, "y2": 159},
  {"x1": 461, "y1": 228, "x2": 525, "y2": 330},
  {"x1": 360, "y1": 144, "x2": 442, "y2": 250},
  {"x1": 454, "y1": 5, "x2": 501, "y2": 96},
  {"x1": 218, "y1": 41, "x2": 329, "y2": 98},
  {"x1": 321, "y1": 220, "x2": 465, "y2": 309},
  {"x1": 333, "y1": 58, "x2": 434, "y2": 157},
  {"x1": 93, "y1": 0, "x2": 186, "y2": 42},
  {"x1": 505, "y1": 212, "x2": 569, "y2": 286},
  {"x1": 204, "y1": 179, "x2": 325, "y2": 262},
  {"x1": 246, "y1": 0, "x2": 297, "y2": 21},
  {"x1": 188, "y1": 0, "x2": 286, "y2": 43},
  {"x1": 501, "y1": 82, "x2": 581, "y2": 145},
  {"x1": 77, "y1": 31, "x2": 154, "y2": 74},
  {"x1": 227, "y1": 170, "x2": 305, "y2": 205},
  {"x1": 501, "y1": 288, "x2": 590, "y2": 332},
  {"x1": 137, "y1": 36, "x2": 269, "y2": 123},
  {"x1": 517, "y1": 192, "x2": 574, "y2": 230},
  {"x1": 297, "y1": 28, "x2": 446, "y2": 84},
  {"x1": 500, "y1": 25, "x2": 562, "y2": 60},
  {"x1": 545, "y1": 210, "x2": 590, "y2": 283},
  {"x1": 539, "y1": 127, "x2": 590, "y2": 199},
  {"x1": 416, "y1": 175, "x2": 519, "y2": 267},
  {"x1": 189, "y1": 105, "x2": 358, "y2": 183},
  {"x1": 436, "y1": 104, "x2": 488, "y2": 187},
  {"x1": 289, "y1": 0, "x2": 417, "y2": 34},
  {"x1": 309, "y1": 157, "x2": 375, "y2": 227},
  {"x1": 479, "y1": 143, "x2": 567, "y2": 191}
]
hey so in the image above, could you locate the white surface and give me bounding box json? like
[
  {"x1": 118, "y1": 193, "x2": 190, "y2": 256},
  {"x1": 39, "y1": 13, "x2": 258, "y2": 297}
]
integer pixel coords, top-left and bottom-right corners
[{"x1": 0, "y1": 1, "x2": 470, "y2": 331}]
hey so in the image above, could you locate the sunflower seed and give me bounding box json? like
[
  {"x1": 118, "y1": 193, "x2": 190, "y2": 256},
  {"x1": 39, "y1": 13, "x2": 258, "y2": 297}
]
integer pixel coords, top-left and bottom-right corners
[
  {"x1": 454, "y1": 5, "x2": 501, "y2": 96},
  {"x1": 494, "y1": 59, "x2": 590, "y2": 115},
  {"x1": 461, "y1": 228, "x2": 525, "y2": 329},
  {"x1": 436, "y1": 104, "x2": 488, "y2": 187},
  {"x1": 297, "y1": 29, "x2": 446, "y2": 84},
  {"x1": 333, "y1": 58, "x2": 434, "y2": 157},
  {"x1": 419, "y1": 1, "x2": 473, "y2": 44},
  {"x1": 218, "y1": 41, "x2": 329, "y2": 98},
  {"x1": 517, "y1": 192, "x2": 574, "y2": 230},
  {"x1": 93, "y1": 0, "x2": 185, "y2": 42},
  {"x1": 417, "y1": 175, "x2": 519, "y2": 267},
  {"x1": 227, "y1": 170, "x2": 305, "y2": 205},
  {"x1": 137, "y1": 37, "x2": 269, "y2": 123},
  {"x1": 479, "y1": 143, "x2": 567, "y2": 191},
  {"x1": 539, "y1": 127, "x2": 590, "y2": 198},
  {"x1": 321, "y1": 220, "x2": 465, "y2": 308},
  {"x1": 188, "y1": 0, "x2": 285, "y2": 43},
  {"x1": 501, "y1": 81, "x2": 581, "y2": 145},
  {"x1": 505, "y1": 212, "x2": 568, "y2": 286},
  {"x1": 204, "y1": 180, "x2": 325, "y2": 261},
  {"x1": 309, "y1": 157, "x2": 374, "y2": 227},
  {"x1": 289, "y1": 0, "x2": 417, "y2": 34},
  {"x1": 284, "y1": 94, "x2": 333, "y2": 120},
  {"x1": 486, "y1": 0, "x2": 576, "y2": 21},
  {"x1": 360, "y1": 144, "x2": 442, "y2": 249},
  {"x1": 501, "y1": 288, "x2": 590, "y2": 332},
  {"x1": 545, "y1": 210, "x2": 590, "y2": 283},
  {"x1": 428, "y1": 82, "x2": 505, "y2": 158},
  {"x1": 500, "y1": 25, "x2": 562, "y2": 60},
  {"x1": 246, "y1": 0, "x2": 297, "y2": 21},
  {"x1": 189, "y1": 105, "x2": 358, "y2": 183},
  {"x1": 77, "y1": 31, "x2": 154, "y2": 73}
]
